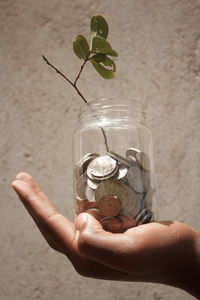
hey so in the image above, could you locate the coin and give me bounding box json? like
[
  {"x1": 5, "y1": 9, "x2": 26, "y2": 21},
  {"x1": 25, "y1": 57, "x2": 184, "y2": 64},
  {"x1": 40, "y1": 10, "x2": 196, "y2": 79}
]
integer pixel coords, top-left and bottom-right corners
[
  {"x1": 122, "y1": 186, "x2": 141, "y2": 217},
  {"x1": 98, "y1": 194, "x2": 122, "y2": 217},
  {"x1": 85, "y1": 185, "x2": 96, "y2": 202},
  {"x1": 87, "y1": 155, "x2": 118, "y2": 180},
  {"x1": 75, "y1": 148, "x2": 155, "y2": 232},
  {"x1": 108, "y1": 151, "x2": 133, "y2": 168},
  {"x1": 95, "y1": 179, "x2": 128, "y2": 209},
  {"x1": 127, "y1": 165, "x2": 150, "y2": 194},
  {"x1": 87, "y1": 201, "x2": 98, "y2": 209},
  {"x1": 135, "y1": 151, "x2": 151, "y2": 172},
  {"x1": 117, "y1": 213, "x2": 136, "y2": 232},
  {"x1": 75, "y1": 153, "x2": 99, "y2": 178},
  {"x1": 126, "y1": 147, "x2": 140, "y2": 158},
  {"x1": 140, "y1": 211, "x2": 153, "y2": 224},
  {"x1": 76, "y1": 198, "x2": 89, "y2": 214},
  {"x1": 116, "y1": 163, "x2": 128, "y2": 181},
  {"x1": 100, "y1": 216, "x2": 122, "y2": 233},
  {"x1": 127, "y1": 155, "x2": 137, "y2": 165},
  {"x1": 85, "y1": 208, "x2": 103, "y2": 221},
  {"x1": 135, "y1": 208, "x2": 153, "y2": 225},
  {"x1": 87, "y1": 177, "x2": 100, "y2": 190}
]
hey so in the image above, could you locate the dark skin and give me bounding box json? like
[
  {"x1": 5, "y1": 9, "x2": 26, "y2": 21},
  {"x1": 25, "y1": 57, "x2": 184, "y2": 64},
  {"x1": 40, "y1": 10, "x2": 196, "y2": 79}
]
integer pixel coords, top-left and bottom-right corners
[{"x1": 12, "y1": 172, "x2": 200, "y2": 298}]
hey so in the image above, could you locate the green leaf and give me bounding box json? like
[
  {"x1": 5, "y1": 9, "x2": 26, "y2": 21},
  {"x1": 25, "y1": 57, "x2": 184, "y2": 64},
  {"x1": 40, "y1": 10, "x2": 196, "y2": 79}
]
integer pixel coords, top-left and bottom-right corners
[
  {"x1": 90, "y1": 15, "x2": 109, "y2": 39},
  {"x1": 92, "y1": 54, "x2": 116, "y2": 71},
  {"x1": 90, "y1": 54, "x2": 116, "y2": 79},
  {"x1": 91, "y1": 36, "x2": 118, "y2": 57},
  {"x1": 73, "y1": 35, "x2": 90, "y2": 60}
]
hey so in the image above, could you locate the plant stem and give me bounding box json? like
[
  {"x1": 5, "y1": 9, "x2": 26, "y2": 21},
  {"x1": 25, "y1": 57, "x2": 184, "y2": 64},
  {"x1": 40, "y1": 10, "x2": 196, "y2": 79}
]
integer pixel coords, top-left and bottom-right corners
[
  {"x1": 42, "y1": 55, "x2": 109, "y2": 152},
  {"x1": 42, "y1": 55, "x2": 87, "y2": 104},
  {"x1": 74, "y1": 58, "x2": 88, "y2": 86}
]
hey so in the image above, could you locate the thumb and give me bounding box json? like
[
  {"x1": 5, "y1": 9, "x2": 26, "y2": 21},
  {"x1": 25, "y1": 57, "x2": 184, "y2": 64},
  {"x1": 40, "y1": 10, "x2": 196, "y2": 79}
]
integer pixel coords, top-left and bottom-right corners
[
  {"x1": 76, "y1": 212, "x2": 104, "y2": 233},
  {"x1": 76, "y1": 212, "x2": 118, "y2": 260},
  {"x1": 76, "y1": 213, "x2": 131, "y2": 271}
]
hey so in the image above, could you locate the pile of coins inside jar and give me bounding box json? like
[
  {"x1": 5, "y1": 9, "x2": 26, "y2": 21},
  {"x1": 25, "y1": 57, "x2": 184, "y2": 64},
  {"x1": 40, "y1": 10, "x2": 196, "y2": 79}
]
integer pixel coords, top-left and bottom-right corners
[{"x1": 75, "y1": 147, "x2": 155, "y2": 233}]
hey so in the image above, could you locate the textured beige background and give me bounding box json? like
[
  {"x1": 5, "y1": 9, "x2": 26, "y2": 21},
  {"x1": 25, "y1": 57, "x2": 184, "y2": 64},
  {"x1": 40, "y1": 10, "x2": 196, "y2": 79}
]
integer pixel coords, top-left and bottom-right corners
[{"x1": 1, "y1": 0, "x2": 200, "y2": 299}]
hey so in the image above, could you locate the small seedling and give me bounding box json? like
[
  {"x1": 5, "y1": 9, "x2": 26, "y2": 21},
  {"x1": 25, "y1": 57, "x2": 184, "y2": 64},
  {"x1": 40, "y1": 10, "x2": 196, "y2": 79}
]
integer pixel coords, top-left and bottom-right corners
[
  {"x1": 43, "y1": 15, "x2": 118, "y2": 151},
  {"x1": 43, "y1": 15, "x2": 118, "y2": 103}
]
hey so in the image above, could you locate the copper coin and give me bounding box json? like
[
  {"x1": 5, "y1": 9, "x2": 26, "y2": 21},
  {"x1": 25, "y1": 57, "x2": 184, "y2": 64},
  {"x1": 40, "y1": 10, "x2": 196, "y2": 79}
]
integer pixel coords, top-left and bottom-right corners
[
  {"x1": 85, "y1": 208, "x2": 103, "y2": 221},
  {"x1": 95, "y1": 179, "x2": 128, "y2": 209},
  {"x1": 100, "y1": 216, "x2": 122, "y2": 233},
  {"x1": 98, "y1": 194, "x2": 121, "y2": 217},
  {"x1": 117, "y1": 213, "x2": 136, "y2": 231},
  {"x1": 87, "y1": 201, "x2": 98, "y2": 210},
  {"x1": 76, "y1": 198, "x2": 89, "y2": 214}
]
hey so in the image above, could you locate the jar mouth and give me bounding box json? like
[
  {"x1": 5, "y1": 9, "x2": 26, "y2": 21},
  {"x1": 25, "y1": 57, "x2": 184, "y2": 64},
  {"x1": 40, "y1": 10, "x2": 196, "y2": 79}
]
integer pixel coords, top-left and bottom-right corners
[{"x1": 78, "y1": 98, "x2": 145, "y2": 122}]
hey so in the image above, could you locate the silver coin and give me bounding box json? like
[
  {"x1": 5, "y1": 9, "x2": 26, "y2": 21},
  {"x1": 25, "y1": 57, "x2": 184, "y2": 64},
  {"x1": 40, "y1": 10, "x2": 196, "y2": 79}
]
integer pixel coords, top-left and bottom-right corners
[
  {"x1": 135, "y1": 208, "x2": 148, "y2": 224},
  {"x1": 75, "y1": 153, "x2": 99, "y2": 178},
  {"x1": 87, "y1": 177, "x2": 100, "y2": 190},
  {"x1": 116, "y1": 164, "x2": 128, "y2": 181},
  {"x1": 135, "y1": 208, "x2": 153, "y2": 225},
  {"x1": 126, "y1": 147, "x2": 140, "y2": 158},
  {"x1": 95, "y1": 179, "x2": 128, "y2": 209},
  {"x1": 108, "y1": 151, "x2": 133, "y2": 168},
  {"x1": 127, "y1": 155, "x2": 137, "y2": 166},
  {"x1": 127, "y1": 165, "x2": 150, "y2": 194},
  {"x1": 85, "y1": 185, "x2": 96, "y2": 202},
  {"x1": 122, "y1": 186, "x2": 141, "y2": 217},
  {"x1": 87, "y1": 155, "x2": 118, "y2": 180},
  {"x1": 135, "y1": 151, "x2": 151, "y2": 172}
]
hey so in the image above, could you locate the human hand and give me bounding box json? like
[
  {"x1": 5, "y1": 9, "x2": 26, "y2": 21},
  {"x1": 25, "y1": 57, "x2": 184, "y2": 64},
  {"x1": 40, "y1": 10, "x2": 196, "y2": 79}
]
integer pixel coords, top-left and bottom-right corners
[{"x1": 12, "y1": 173, "x2": 200, "y2": 298}]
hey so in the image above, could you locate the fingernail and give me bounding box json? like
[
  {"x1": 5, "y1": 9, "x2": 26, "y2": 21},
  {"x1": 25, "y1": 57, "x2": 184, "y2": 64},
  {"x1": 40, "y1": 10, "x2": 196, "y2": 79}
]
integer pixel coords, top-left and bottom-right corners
[
  {"x1": 11, "y1": 181, "x2": 22, "y2": 196},
  {"x1": 15, "y1": 172, "x2": 27, "y2": 181},
  {"x1": 77, "y1": 213, "x2": 88, "y2": 230},
  {"x1": 11, "y1": 181, "x2": 17, "y2": 190}
]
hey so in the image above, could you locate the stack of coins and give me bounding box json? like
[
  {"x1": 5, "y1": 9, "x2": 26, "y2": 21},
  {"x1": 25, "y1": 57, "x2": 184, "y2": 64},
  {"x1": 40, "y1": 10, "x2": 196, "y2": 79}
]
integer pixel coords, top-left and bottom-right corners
[{"x1": 75, "y1": 148, "x2": 155, "y2": 233}]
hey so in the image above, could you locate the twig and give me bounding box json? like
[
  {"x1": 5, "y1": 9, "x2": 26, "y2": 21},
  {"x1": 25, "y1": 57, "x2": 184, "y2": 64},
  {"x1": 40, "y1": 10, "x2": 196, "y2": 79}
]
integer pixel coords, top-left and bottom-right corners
[
  {"x1": 42, "y1": 55, "x2": 88, "y2": 104},
  {"x1": 74, "y1": 58, "x2": 88, "y2": 86},
  {"x1": 42, "y1": 55, "x2": 109, "y2": 152}
]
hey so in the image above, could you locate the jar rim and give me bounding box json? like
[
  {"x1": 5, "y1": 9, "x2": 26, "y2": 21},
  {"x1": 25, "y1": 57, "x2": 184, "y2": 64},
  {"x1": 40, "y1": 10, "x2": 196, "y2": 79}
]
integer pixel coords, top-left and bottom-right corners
[{"x1": 79, "y1": 98, "x2": 144, "y2": 117}]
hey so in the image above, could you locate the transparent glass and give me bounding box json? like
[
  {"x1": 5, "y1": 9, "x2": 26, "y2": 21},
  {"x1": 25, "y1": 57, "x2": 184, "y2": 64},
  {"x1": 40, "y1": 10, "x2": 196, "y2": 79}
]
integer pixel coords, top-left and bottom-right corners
[{"x1": 73, "y1": 98, "x2": 157, "y2": 233}]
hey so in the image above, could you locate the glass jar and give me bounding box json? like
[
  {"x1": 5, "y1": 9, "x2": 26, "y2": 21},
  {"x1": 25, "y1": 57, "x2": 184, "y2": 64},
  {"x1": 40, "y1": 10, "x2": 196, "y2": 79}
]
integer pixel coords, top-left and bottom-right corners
[{"x1": 73, "y1": 98, "x2": 156, "y2": 233}]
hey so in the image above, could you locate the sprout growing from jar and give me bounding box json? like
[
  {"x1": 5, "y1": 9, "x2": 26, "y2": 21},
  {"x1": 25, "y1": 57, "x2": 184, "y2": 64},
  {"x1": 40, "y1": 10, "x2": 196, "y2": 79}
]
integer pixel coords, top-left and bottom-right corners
[{"x1": 42, "y1": 15, "x2": 118, "y2": 151}]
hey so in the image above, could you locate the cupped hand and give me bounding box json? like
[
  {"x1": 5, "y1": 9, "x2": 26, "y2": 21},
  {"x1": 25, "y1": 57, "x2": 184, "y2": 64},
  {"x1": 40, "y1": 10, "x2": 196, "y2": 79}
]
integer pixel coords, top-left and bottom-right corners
[{"x1": 11, "y1": 173, "x2": 200, "y2": 298}]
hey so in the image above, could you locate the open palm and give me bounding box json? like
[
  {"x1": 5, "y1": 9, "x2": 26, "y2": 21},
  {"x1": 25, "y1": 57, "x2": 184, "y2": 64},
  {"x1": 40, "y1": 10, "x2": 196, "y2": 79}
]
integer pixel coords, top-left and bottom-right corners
[{"x1": 12, "y1": 173, "x2": 200, "y2": 298}]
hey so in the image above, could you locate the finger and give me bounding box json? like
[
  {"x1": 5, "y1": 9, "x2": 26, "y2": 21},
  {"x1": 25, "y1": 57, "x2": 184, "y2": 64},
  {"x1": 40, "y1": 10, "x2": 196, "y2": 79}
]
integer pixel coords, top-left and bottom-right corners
[
  {"x1": 12, "y1": 174, "x2": 77, "y2": 259},
  {"x1": 14, "y1": 173, "x2": 65, "y2": 253},
  {"x1": 11, "y1": 175, "x2": 136, "y2": 280}
]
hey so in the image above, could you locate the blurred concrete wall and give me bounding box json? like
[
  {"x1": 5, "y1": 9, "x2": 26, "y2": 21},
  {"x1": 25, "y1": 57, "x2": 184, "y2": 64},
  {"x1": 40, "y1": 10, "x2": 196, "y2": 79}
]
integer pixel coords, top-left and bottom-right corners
[{"x1": 1, "y1": 0, "x2": 200, "y2": 299}]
